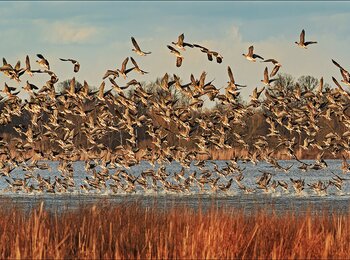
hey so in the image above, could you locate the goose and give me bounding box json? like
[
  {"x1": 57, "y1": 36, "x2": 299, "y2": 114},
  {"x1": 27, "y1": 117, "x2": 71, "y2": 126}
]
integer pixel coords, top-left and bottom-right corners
[
  {"x1": 249, "y1": 87, "x2": 265, "y2": 107},
  {"x1": 242, "y1": 45, "x2": 264, "y2": 61},
  {"x1": 332, "y1": 59, "x2": 350, "y2": 86},
  {"x1": 329, "y1": 172, "x2": 350, "y2": 191},
  {"x1": 218, "y1": 178, "x2": 233, "y2": 192},
  {"x1": 117, "y1": 57, "x2": 134, "y2": 79},
  {"x1": 131, "y1": 37, "x2": 151, "y2": 56},
  {"x1": 261, "y1": 67, "x2": 277, "y2": 86},
  {"x1": 167, "y1": 45, "x2": 184, "y2": 67},
  {"x1": 25, "y1": 55, "x2": 33, "y2": 77},
  {"x1": 172, "y1": 33, "x2": 194, "y2": 50},
  {"x1": 59, "y1": 58, "x2": 80, "y2": 73},
  {"x1": 36, "y1": 54, "x2": 50, "y2": 70},
  {"x1": 295, "y1": 29, "x2": 317, "y2": 48},
  {"x1": 102, "y1": 69, "x2": 119, "y2": 80},
  {"x1": 193, "y1": 44, "x2": 223, "y2": 63},
  {"x1": 1, "y1": 82, "x2": 19, "y2": 97},
  {"x1": 290, "y1": 178, "x2": 305, "y2": 194},
  {"x1": 262, "y1": 59, "x2": 282, "y2": 77},
  {"x1": 130, "y1": 57, "x2": 148, "y2": 75},
  {"x1": 227, "y1": 66, "x2": 246, "y2": 89}
]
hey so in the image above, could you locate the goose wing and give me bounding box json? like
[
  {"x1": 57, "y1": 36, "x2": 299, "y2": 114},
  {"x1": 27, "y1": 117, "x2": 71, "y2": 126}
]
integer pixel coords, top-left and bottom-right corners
[
  {"x1": 37, "y1": 54, "x2": 45, "y2": 59},
  {"x1": 227, "y1": 66, "x2": 235, "y2": 83},
  {"x1": 131, "y1": 37, "x2": 141, "y2": 51},
  {"x1": 178, "y1": 33, "x2": 184, "y2": 45},
  {"x1": 270, "y1": 65, "x2": 280, "y2": 77},
  {"x1": 300, "y1": 29, "x2": 305, "y2": 44},
  {"x1": 263, "y1": 67, "x2": 269, "y2": 82},
  {"x1": 248, "y1": 46, "x2": 254, "y2": 56},
  {"x1": 25, "y1": 55, "x2": 31, "y2": 70},
  {"x1": 121, "y1": 57, "x2": 129, "y2": 71},
  {"x1": 130, "y1": 57, "x2": 139, "y2": 68}
]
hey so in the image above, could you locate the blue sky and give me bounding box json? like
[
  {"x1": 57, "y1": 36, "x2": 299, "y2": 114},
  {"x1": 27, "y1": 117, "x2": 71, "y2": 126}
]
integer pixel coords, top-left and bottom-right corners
[{"x1": 1, "y1": 1, "x2": 350, "y2": 100}]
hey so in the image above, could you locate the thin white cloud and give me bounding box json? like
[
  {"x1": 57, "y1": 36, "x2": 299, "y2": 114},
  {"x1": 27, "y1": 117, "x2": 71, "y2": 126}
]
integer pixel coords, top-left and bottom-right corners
[{"x1": 40, "y1": 20, "x2": 98, "y2": 44}]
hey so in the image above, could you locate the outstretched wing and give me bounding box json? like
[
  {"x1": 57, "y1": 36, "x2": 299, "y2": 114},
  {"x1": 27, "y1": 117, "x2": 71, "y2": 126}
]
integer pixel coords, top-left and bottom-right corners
[
  {"x1": 332, "y1": 77, "x2": 344, "y2": 91},
  {"x1": 270, "y1": 65, "x2": 280, "y2": 77},
  {"x1": 167, "y1": 45, "x2": 177, "y2": 52},
  {"x1": 316, "y1": 77, "x2": 323, "y2": 94},
  {"x1": 332, "y1": 59, "x2": 344, "y2": 70},
  {"x1": 227, "y1": 66, "x2": 235, "y2": 83},
  {"x1": 130, "y1": 57, "x2": 138, "y2": 68},
  {"x1": 131, "y1": 37, "x2": 141, "y2": 51},
  {"x1": 300, "y1": 29, "x2": 305, "y2": 44},
  {"x1": 37, "y1": 54, "x2": 45, "y2": 59},
  {"x1": 26, "y1": 55, "x2": 31, "y2": 70},
  {"x1": 248, "y1": 46, "x2": 254, "y2": 56},
  {"x1": 263, "y1": 59, "x2": 277, "y2": 64},
  {"x1": 264, "y1": 67, "x2": 269, "y2": 82},
  {"x1": 178, "y1": 33, "x2": 184, "y2": 45},
  {"x1": 121, "y1": 57, "x2": 129, "y2": 71}
]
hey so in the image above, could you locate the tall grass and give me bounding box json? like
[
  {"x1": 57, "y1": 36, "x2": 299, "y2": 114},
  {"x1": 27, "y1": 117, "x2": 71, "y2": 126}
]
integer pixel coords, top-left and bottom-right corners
[{"x1": 0, "y1": 202, "x2": 349, "y2": 259}]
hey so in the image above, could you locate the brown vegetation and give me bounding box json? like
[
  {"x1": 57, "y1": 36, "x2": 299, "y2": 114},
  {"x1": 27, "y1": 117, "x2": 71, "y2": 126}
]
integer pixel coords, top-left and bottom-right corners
[{"x1": 0, "y1": 202, "x2": 350, "y2": 259}]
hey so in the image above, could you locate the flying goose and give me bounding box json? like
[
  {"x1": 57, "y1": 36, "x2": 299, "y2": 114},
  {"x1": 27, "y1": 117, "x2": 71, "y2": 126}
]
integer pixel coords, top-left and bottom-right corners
[
  {"x1": 193, "y1": 44, "x2": 223, "y2": 63},
  {"x1": 36, "y1": 54, "x2": 50, "y2": 70},
  {"x1": 102, "y1": 69, "x2": 119, "y2": 80},
  {"x1": 167, "y1": 45, "x2": 184, "y2": 67},
  {"x1": 250, "y1": 87, "x2": 265, "y2": 104},
  {"x1": 332, "y1": 59, "x2": 350, "y2": 86},
  {"x1": 242, "y1": 46, "x2": 264, "y2": 61},
  {"x1": 172, "y1": 33, "x2": 194, "y2": 50},
  {"x1": 329, "y1": 172, "x2": 350, "y2": 191},
  {"x1": 226, "y1": 66, "x2": 246, "y2": 93},
  {"x1": 295, "y1": 29, "x2": 317, "y2": 48},
  {"x1": 131, "y1": 37, "x2": 151, "y2": 56},
  {"x1": 59, "y1": 58, "x2": 80, "y2": 73},
  {"x1": 130, "y1": 57, "x2": 148, "y2": 75},
  {"x1": 117, "y1": 57, "x2": 134, "y2": 79},
  {"x1": 25, "y1": 55, "x2": 33, "y2": 77},
  {"x1": 262, "y1": 59, "x2": 282, "y2": 77},
  {"x1": 1, "y1": 82, "x2": 19, "y2": 97},
  {"x1": 261, "y1": 67, "x2": 277, "y2": 86}
]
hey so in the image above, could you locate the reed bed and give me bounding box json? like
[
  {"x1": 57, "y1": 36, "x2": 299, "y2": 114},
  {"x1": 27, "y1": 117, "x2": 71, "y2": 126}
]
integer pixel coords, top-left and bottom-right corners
[{"x1": 0, "y1": 202, "x2": 349, "y2": 259}]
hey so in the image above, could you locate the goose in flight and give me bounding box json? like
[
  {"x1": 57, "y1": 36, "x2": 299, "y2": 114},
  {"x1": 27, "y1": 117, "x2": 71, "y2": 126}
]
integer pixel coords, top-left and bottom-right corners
[
  {"x1": 102, "y1": 69, "x2": 119, "y2": 80},
  {"x1": 261, "y1": 67, "x2": 277, "y2": 86},
  {"x1": 295, "y1": 29, "x2": 317, "y2": 48},
  {"x1": 131, "y1": 37, "x2": 151, "y2": 56},
  {"x1": 167, "y1": 45, "x2": 184, "y2": 67},
  {"x1": 117, "y1": 57, "x2": 134, "y2": 79},
  {"x1": 227, "y1": 66, "x2": 246, "y2": 89},
  {"x1": 262, "y1": 59, "x2": 282, "y2": 77},
  {"x1": 36, "y1": 54, "x2": 50, "y2": 70},
  {"x1": 130, "y1": 57, "x2": 148, "y2": 75},
  {"x1": 25, "y1": 55, "x2": 33, "y2": 77},
  {"x1": 242, "y1": 46, "x2": 264, "y2": 62},
  {"x1": 59, "y1": 58, "x2": 80, "y2": 73},
  {"x1": 172, "y1": 33, "x2": 194, "y2": 50},
  {"x1": 193, "y1": 44, "x2": 223, "y2": 63},
  {"x1": 332, "y1": 59, "x2": 350, "y2": 86}
]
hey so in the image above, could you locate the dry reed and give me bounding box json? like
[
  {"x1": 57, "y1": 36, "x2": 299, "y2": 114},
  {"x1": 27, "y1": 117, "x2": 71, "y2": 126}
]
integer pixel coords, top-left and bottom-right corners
[{"x1": 0, "y1": 202, "x2": 349, "y2": 259}]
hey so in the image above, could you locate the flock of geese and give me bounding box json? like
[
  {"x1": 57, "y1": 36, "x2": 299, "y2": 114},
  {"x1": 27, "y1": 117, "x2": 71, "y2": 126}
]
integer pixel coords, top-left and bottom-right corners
[{"x1": 0, "y1": 29, "x2": 349, "y2": 195}]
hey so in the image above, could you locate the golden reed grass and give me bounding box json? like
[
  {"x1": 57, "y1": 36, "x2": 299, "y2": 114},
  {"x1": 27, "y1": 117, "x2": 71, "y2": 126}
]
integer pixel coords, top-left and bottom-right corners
[{"x1": 0, "y1": 202, "x2": 349, "y2": 259}]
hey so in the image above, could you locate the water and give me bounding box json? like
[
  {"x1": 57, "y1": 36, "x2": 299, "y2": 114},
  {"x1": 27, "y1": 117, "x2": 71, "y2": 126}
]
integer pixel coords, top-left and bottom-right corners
[{"x1": 1, "y1": 160, "x2": 349, "y2": 214}]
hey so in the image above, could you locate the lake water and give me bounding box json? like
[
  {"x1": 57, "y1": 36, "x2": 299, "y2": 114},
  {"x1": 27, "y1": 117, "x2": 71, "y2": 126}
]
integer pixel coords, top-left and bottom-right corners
[{"x1": 1, "y1": 160, "x2": 350, "y2": 214}]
